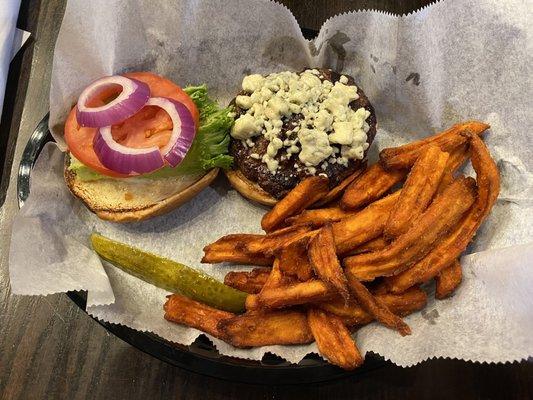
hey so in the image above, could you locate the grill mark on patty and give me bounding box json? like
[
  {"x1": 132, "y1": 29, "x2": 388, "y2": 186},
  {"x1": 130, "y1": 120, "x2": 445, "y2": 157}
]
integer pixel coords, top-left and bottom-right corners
[{"x1": 229, "y1": 68, "x2": 377, "y2": 199}]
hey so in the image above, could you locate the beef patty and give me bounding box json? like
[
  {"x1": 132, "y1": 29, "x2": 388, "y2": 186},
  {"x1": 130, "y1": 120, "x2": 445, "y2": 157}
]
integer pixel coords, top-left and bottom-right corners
[{"x1": 229, "y1": 68, "x2": 377, "y2": 199}]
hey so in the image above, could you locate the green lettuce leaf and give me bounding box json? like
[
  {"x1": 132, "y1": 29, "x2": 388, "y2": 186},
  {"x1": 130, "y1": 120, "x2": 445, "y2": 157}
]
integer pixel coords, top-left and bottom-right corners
[
  {"x1": 178, "y1": 85, "x2": 234, "y2": 173},
  {"x1": 69, "y1": 85, "x2": 233, "y2": 181}
]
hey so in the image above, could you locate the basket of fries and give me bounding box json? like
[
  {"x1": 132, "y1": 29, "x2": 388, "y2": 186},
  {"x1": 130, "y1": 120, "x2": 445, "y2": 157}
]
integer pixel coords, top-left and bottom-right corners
[{"x1": 181, "y1": 122, "x2": 500, "y2": 370}]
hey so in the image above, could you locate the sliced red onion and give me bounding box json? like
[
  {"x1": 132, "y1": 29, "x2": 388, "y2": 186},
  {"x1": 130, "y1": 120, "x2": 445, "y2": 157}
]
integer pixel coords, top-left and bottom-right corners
[
  {"x1": 93, "y1": 126, "x2": 164, "y2": 175},
  {"x1": 92, "y1": 97, "x2": 196, "y2": 175},
  {"x1": 148, "y1": 97, "x2": 196, "y2": 167},
  {"x1": 76, "y1": 75, "x2": 150, "y2": 127}
]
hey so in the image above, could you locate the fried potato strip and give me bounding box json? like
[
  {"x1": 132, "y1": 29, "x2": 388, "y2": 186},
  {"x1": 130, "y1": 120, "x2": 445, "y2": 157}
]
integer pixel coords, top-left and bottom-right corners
[
  {"x1": 340, "y1": 163, "x2": 406, "y2": 210},
  {"x1": 318, "y1": 287, "x2": 427, "y2": 326},
  {"x1": 387, "y1": 134, "x2": 500, "y2": 293},
  {"x1": 345, "y1": 176, "x2": 477, "y2": 281},
  {"x1": 261, "y1": 176, "x2": 329, "y2": 232},
  {"x1": 164, "y1": 294, "x2": 234, "y2": 339},
  {"x1": 245, "y1": 259, "x2": 293, "y2": 310},
  {"x1": 286, "y1": 207, "x2": 357, "y2": 227},
  {"x1": 384, "y1": 145, "x2": 449, "y2": 239},
  {"x1": 204, "y1": 225, "x2": 314, "y2": 264},
  {"x1": 202, "y1": 250, "x2": 273, "y2": 266},
  {"x1": 224, "y1": 268, "x2": 271, "y2": 294},
  {"x1": 218, "y1": 310, "x2": 313, "y2": 347},
  {"x1": 437, "y1": 144, "x2": 470, "y2": 193},
  {"x1": 435, "y1": 260, "x2": 462, "y2": 299},
  {"x1": 256, "y1": 280, "x2": 334, "y2": 309},
  {"x1": 346, "y1": 236, "x2": 388, "y2": 256},
  {"x1": 307, "y1": 308, "x2": 363, "y2": 370},
  {"x1": 277, "y1": 236, "x2": 314, "y2": 281},
  {"x1": 245, "y1": 294, "x2": 261, "y2": 311},
  {"x1": 333, "y1": 191, "x2": 400, "y2": 255},
  {"x1": 345, "y1": 271, "x2": 411, "y2": 336},
  {"x1": 202, "y1": 234, "x2": 274, "y2": 265},
  {"x1": 314, "y1": 169, "x2": 364, "y2": 207},
  {"x1": 244, "y1": 225, "x2": 315, "y2": 255},
  {"x1": 379, "y1": 121, "x2": 489, "y2": 170},
  {"x1": 308, "y1": 225, "x2": 349, "y2": 300},
  {"x1": 261, "y1": 258, "x2": 286, "y2": 290}
]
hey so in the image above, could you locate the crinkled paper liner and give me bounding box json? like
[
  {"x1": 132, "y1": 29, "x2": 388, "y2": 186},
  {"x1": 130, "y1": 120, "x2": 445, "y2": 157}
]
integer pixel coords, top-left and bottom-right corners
[{"x1": 9, "y1": 0, "x2": 533, "y2": 366}]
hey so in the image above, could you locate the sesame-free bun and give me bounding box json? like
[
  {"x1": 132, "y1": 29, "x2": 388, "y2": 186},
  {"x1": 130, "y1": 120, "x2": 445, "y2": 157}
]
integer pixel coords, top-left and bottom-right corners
[
  {"x1": 224, "y1": 169, "x2": 277, "y2": 207},
  {"x1": 64, "y1": 154, "x2": 219, "y2": 222}
]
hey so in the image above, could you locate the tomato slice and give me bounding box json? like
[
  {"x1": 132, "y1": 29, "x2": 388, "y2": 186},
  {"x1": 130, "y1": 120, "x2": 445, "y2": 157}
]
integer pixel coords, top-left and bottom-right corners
[{"x1": 64, "y1": 72, "x2": 199, "y2": 177}]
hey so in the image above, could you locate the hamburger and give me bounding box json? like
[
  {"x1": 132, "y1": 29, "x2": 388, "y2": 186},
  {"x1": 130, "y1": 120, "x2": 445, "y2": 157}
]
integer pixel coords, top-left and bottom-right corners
[
  {"x1": 226, "y1": 68, "x2": 377, "y2": 206},
  {"x1": 63, "y1": 72, "x2": 233, "y2": 222}
]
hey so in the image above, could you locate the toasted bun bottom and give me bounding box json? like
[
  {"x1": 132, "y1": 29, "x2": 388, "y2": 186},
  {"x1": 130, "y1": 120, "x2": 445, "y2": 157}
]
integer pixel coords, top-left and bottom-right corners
[
  {"x1": 224, "y1": 169, "x2": 277, "y2": 207},
  {"x1": 64, "y1": 157, "x2": 219, "y2": 222}
]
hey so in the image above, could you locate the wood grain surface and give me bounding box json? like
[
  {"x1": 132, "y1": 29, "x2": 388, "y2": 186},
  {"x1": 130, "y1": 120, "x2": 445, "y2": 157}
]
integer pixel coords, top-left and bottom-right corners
[{"x1": 0, "y1": 1, "x2": 531, "y2": 399}]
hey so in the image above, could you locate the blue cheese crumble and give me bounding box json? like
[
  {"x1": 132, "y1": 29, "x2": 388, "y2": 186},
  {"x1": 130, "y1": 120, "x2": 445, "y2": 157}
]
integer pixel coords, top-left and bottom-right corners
[{"x1": 231, "y1": 70, "x2": 371, "y2": 174}]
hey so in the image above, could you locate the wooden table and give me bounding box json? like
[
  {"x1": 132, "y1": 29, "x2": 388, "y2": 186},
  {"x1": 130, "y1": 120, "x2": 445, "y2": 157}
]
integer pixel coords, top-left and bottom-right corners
[{"x1": 0, "y1": 1, "x2": 531, "y2": 399}]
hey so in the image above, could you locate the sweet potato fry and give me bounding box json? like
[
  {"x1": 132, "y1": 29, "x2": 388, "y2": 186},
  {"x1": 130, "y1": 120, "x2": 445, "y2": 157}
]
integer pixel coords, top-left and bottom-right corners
[
  {"x1": 257, "y1": 280, "x2": 334, "y2": 309},
  {"x1": 387, "y1": 134, "x2": 500, "y2": 293},
  {"x1": 437, "y1": 144, "x2": 470, "y2": 193},
  {"x1": 261, "y1": 258, "x2": 285, "y2": 290},
  {"x1": 204, "y1": 227, "x2": 314, "y2": 265},
  {"x1": 317, "y1": 286, "x2": 427, "y2": 326},
  {"x1": 245, "y1": 259, "x2": 293, "y2": 310},
  {"x1": 202, "y1": 234, "x2": 274, "y2": 265},
  {"x1": 308, "y1": 225, "x2": 349, "y2": 300},
  {"x1": 345, "y1": 271, "x2": 411, "y2": 336},
  {"x1": 314, "y1": 169, "x2": 364, "y2": 207},
  {"x1": 379, "y1": 121, "x2": 489, "y2": 170},
  {"x1": 245, "y1": 294, "x2": 260, "y2": 311},
  {"x1": 307, "y1": 308, "x2": 363, "y2": 370},
  {"x1": 286, "y1": 207, "x2": 357, "y2": 227},
  {"x1": 277, "y1": 236, "x2": 314, "y2": 281},
  {"x1": 203, "y1": 233, "x2": 264, "y2": 252},
  {"x1": 202, "y1": 249, "x2": 273, "y2": 266},
  {"x1": 344, "y1": 176, "x2": 477, "y2": 281},
  {"x1": 224, "y1": 268, "x2": 271, "y2": 294},
  {"x1": 378, "y1": 287, "x2": 428, "y2": 316},
  {"x1": 164, "y1": 294, "x2": 234, "y2": 339},
  {"x1": 261, "y1": 176, "x2": 329, "y2": 232},
  {"x1": 369, "y1": 281, "x2": 391, "y2": 295},
  {"x1": 340, "y1": 163, "x2": 406, "y2": 210},
  {"x1": 218, "y1": 310, "x2": 313, "y2": 347},
  {"x1": 384, "y1": 145, "x2": 449, "y2": 239},
  {"x1": 435, "y1": 260, "x2": 462, "y2": 299},
  {"x1": 317, "y1": 300, "x2": 373, "y2": 326},
  {"x1": 346, "y1": 237, "x2": 388, "y2": 256},
  {"x1": 333, "y1": 191, "x2": 400, "y2": 255},
  {"x1": 243, "y1": 224, "x2": 315, "y2": 255}
]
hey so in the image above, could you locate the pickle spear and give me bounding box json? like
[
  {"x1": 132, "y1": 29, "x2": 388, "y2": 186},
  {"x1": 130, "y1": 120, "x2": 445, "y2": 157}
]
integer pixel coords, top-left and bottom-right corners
[{"x1": 90, "y1": 233, "x2": 247, "y2": 313}]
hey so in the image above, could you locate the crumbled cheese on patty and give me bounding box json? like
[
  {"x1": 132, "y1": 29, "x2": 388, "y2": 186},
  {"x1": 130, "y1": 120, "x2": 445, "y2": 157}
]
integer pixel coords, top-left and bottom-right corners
[
  {"x1": 232, "y1": 114, "x2": 262, "y2": 140},
  {"x1": 231, "y1": 70, "x2": 371, "y2": 174},
  {"x1": 298, "y1": 128, "x2": 333, "y2": 166}
]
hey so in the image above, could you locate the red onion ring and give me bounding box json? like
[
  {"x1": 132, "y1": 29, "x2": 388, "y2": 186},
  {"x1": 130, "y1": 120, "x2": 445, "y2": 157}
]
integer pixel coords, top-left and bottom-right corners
[
  {"x1": 93, "y1": 126, "x2": 164, "y2": 175},
  {"x1": 92, "y1": 97, "x2": 196, "y2": 175},
  {"x1": 76, "y1": 75, "x2": 150, "y2": 128},
  {"x1": 148, "y1": 97, "x2": 196, "y2": 167}
]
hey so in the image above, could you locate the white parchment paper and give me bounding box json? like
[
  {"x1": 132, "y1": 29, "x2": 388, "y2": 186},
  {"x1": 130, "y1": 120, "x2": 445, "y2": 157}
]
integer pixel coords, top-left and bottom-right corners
[{"x1": 9, "y1": 0, "x2": 533, "y2": 366}]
